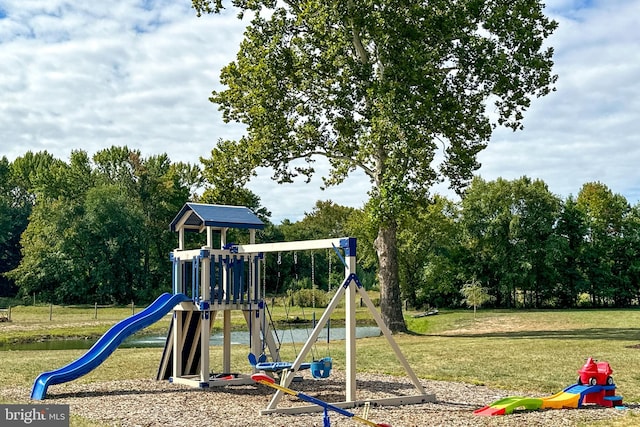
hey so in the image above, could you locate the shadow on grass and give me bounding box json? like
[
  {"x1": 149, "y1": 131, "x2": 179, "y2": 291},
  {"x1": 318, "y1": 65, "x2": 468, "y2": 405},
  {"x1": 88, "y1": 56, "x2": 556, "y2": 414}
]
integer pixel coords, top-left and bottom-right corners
[{"x1": 427, "y1": 327, "x2": 640, "y2": 342}]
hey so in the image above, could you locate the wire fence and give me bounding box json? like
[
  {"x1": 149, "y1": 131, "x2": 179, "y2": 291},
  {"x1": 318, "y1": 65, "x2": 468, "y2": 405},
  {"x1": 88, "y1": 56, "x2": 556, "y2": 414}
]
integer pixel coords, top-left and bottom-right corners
[{"x1": 0, "y1": 301, "x2": 138, "y2": 322}]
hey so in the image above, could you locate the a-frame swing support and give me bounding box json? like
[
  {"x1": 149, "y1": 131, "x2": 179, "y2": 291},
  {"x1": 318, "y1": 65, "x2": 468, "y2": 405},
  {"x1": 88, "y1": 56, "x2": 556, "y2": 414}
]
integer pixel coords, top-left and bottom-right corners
[{"x1": 233, "y1": 238, "x2": 435, "y2": 415}]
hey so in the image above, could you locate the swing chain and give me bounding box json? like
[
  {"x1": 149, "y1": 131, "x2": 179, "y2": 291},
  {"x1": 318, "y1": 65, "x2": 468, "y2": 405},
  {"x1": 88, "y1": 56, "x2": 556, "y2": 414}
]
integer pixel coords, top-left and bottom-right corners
[
  {"x1": 328, "y1": 249, "x2": 332, "y2": 292},
  {"x1": 311, "y1": 252, "x2": 315, "y2": 308}
]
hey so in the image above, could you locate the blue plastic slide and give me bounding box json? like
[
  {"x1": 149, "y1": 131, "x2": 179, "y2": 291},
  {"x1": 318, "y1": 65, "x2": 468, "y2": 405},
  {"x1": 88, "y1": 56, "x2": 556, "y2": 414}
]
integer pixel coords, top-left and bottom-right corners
[{"x1": 31, "y1": 292, "x2": 190, "y2": 400}]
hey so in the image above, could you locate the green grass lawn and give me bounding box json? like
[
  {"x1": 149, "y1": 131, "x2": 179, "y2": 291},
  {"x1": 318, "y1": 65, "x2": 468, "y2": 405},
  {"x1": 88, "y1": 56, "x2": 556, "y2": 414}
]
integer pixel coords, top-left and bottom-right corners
[{"x1": 2, "y1": 306, "x2": 640, "y2": 426}]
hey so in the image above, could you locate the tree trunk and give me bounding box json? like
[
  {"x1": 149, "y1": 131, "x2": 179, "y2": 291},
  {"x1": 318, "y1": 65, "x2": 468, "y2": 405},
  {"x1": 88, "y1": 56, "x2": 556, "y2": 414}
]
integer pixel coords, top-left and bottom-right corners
[{"x1": 374, "y1": 219, "x2": 407, "y2": 333}]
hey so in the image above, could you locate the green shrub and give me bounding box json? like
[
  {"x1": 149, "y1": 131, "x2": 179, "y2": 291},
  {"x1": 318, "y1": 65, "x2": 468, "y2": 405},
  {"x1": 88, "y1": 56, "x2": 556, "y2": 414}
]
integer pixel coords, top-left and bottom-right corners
[{"x1": 292, "y1": 288, "x2": 329, "y2": 308}]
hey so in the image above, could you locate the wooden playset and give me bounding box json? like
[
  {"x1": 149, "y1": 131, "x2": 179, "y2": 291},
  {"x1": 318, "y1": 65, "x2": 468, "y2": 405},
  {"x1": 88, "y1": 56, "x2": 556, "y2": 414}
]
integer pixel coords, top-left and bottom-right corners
[{"x1": 158, "y1": 202, "x2": 434, "y2": 414}]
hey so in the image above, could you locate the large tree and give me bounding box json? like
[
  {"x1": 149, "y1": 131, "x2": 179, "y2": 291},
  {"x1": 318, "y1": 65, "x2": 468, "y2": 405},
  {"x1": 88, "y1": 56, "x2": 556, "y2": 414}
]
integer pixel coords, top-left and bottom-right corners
[
  {"x1": 398, "y1": 195, "x2": 461, "y2": 309},
  {"x1": 193, "y1": 0, "x2": 557, "y2": 331},
  {"x1": 576, "y1": 182, "x2": 630, "y2": 306},
  {"x1": 460, "y1": 176, "x2": 561, "y2": 308},
  {"x1": 0, "y1": 157, "x2": 31, "y2": 297},
  {"x1": 554, "y1": 196, "x2": 587, "y2": 307},
  {"x1": 8, "y1": 148, "x2": 195, "y2": 304}
]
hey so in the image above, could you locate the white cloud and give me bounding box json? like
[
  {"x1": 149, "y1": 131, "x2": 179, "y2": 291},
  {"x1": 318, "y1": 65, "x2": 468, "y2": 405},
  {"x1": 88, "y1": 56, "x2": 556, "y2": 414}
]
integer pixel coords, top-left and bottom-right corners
[
  {"x1": 247, "y1": 160, "x2": 369, "y2": 222},
  {"x1": 1, "y1": 0, "x2": 639, "y2": 223},
  {"x1": 478, "y1": 0, "x2": 640, "y2": 202},
  {"x1": 1, "y1": 1, "x2": 242, "y2": 159}
]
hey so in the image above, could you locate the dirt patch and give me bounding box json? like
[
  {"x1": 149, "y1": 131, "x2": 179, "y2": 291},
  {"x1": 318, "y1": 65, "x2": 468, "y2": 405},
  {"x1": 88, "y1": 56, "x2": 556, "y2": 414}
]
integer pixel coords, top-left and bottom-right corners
[{"x1": 442, "y1": 316, "x2": 540, "y2": 335}]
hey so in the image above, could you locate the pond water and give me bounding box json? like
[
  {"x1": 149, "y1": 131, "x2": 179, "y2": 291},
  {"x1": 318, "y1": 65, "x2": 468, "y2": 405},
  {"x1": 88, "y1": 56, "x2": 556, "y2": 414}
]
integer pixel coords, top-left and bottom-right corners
[{"x1": 0, "y1": 326, "x2": 381, "y2": 352}]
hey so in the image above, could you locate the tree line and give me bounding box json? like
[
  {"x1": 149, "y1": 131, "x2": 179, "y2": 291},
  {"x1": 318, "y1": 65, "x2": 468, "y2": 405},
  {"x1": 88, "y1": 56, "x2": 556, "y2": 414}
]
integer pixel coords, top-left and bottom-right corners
[
  {"x1": 2, "y1": 148, "x2": 639, "y2": 309},
  {"x1": 394, "y1": 177, "x2": 640, "y2": 309},
  {"x1": 0, "y1": 148, "x2": 201, "y2": 304}
]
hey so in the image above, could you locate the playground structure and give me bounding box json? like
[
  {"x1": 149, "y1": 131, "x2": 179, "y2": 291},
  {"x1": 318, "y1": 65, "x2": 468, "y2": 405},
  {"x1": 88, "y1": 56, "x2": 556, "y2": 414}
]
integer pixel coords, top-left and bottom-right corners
[
  {"x1": 32, "y1": 202, "x2": 435, "y2": 415},
  {"x1": 162, "y1": 203, "x2": 434, "y2": 414},
  {"x1": 474, "y1": 358, "x2": 623, "y2": 416}
]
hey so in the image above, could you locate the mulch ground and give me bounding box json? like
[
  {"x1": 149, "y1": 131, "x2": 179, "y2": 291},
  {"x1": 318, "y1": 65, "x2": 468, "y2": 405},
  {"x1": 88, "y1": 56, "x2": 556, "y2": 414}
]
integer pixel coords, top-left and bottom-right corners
[{"x1": 2, "y1": 372, "x2": 637, "y2": 426}]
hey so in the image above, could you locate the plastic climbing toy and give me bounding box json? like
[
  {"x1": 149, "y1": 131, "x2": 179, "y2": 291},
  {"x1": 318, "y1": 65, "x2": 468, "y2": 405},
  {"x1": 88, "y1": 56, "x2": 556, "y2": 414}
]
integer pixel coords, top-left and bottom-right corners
[{"x1": 474, "y1": 358, "x2": 623, "y2": 416}]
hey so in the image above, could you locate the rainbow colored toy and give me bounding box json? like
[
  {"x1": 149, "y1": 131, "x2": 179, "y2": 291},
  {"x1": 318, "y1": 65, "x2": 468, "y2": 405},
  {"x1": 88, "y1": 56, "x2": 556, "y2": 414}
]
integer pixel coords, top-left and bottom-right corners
[{"x1": 474, "y1": 358, "x2": 623, "y2": 416}]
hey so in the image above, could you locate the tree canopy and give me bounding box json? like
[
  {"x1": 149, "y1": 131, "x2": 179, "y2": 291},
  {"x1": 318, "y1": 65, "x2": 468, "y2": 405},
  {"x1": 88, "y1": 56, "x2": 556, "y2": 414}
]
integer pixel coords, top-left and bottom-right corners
[
  {"x1": 193, "y1": 0, "x2": 557, "y2": 331},
  {"x1": 6, "y1": 148, "x2": 200, "y2": 304},
  {"x1": 4, "y1": 148, "x2": 640, "y2": 311}
]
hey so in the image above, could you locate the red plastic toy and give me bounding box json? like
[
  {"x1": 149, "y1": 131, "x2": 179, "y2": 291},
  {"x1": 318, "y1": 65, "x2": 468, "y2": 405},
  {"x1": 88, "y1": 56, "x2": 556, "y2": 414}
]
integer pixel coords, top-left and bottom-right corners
[
  {"x1": 475, "y1": 357, "x2": 623, "y2": 416},
  {"x1": 578, "y1": 357, "x2": 614, "y2": 386}
]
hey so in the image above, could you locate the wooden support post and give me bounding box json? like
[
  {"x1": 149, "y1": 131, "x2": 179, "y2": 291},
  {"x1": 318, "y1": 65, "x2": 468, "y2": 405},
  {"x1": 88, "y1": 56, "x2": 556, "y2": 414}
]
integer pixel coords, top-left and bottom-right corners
[
  {"x1": 345, "y1": 255, "x2": 357, "y2": 401},
  {"x1": 243, "y1": 309, "x2": 263, "y2": 371},
  {"x1": 172, "y1": 311, "x2": 183, "y2": 378},
  {"x1": 207, "y1": 226, "x2": 214, "y2": 249},
  {"x1": 200, "y1": 311, "x2": 210, "y2": 383},
  {"x1": 200, "y1": 255, "x2": 211, "y2": 383},
  {"x1": 223, "y1": 310, "x2": 231, "y2": 373}
]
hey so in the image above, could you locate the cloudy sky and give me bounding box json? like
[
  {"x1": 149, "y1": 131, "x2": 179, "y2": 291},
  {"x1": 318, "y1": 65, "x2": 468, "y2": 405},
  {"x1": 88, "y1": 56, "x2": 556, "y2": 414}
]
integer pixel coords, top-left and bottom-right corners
[{"x1": 1, "y1": 0, "x2": 639, "y2": 223}]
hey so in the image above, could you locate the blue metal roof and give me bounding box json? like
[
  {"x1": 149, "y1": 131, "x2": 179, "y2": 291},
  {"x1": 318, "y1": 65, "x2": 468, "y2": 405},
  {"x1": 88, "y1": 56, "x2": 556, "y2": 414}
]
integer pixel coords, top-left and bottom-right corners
[{"x1": 170, "y1": 203, "x2": 265, "y2": 232}]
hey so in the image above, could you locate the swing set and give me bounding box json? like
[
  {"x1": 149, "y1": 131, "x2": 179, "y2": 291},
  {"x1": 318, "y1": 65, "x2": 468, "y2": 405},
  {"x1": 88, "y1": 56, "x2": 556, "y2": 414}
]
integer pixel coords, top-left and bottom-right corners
[
  {"x1": 163, "y1": 203, "x2": 434, "y2": 416},
  {"x1": 248, "y1": 250, "x2": 333, "y2": 379}
]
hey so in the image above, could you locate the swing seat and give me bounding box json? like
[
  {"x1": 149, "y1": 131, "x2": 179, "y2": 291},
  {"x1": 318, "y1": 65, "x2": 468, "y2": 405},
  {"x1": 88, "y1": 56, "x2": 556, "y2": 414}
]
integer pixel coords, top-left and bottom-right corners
[
  {"x1": 310, "y1": 357, "x2": 332, "y2": 379},
  {"x1": 257, "y1": 361, "x2": 312, "y2": 372},
  {"x1": 248, "y1": 353, "x2": 311, "y2": 372}
]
